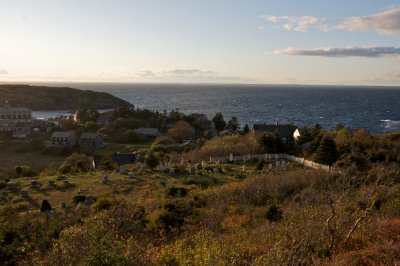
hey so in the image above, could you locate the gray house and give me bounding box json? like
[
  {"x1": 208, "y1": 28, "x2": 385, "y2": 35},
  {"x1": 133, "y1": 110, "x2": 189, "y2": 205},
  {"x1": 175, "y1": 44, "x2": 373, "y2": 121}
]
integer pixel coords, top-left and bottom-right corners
[
  {"x1": 134, "y1": 127, "x2": 161, "y2": 139},
  {"x1": 50, "y1": 131, "x2": 76, "y2": 148},
  {"x1": 79, "y1": 132, "x2": 104, "y2": 151}
]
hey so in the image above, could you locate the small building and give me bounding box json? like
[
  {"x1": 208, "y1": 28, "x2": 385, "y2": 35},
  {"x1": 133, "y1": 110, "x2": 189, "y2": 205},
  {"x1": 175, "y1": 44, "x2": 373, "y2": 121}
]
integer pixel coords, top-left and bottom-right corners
[
  {"x1": 96, "y1": 111, "x2": 113, "y2": 126},
  {"x1": 79, "y1": 132, "x2": 104, "y2": 151},
  {"x1": 134, "y1": 127, "x2": 161, "y2": 139},
  {"x1": 50, "y1": 131, "x2": 76, "y2": 148},
  {"x1": 293, "y1": 128, "x2": 301, "y2": 140},
  {"x1": 0, "y1": 102, "x2": 32, "y2": 138}
]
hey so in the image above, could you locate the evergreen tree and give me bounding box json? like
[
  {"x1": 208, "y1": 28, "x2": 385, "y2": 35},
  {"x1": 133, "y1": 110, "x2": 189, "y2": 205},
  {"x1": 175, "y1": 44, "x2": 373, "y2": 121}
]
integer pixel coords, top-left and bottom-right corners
[
  {"x1": 314, "y1": 136, "x2": 339, "y2": 166},
  {"x1": 212, "y1": 112, "x2": 226, "y2": 131},
  {"x1": 242, "y1": 124, "x2": 250, "y2": 134}
]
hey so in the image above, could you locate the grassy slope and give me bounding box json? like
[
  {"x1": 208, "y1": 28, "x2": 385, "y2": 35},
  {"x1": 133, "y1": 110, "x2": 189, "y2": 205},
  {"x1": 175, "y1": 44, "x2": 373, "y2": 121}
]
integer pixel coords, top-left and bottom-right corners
[{"x1": 0, "y1": 84, "x2": 133, "y2": 110}]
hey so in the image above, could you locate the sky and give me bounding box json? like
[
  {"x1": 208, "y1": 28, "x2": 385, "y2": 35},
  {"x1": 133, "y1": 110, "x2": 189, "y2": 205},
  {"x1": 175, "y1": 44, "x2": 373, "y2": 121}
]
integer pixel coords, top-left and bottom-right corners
[{"x1": 0, "y1": 0, "x2": 400, "y2": 85}]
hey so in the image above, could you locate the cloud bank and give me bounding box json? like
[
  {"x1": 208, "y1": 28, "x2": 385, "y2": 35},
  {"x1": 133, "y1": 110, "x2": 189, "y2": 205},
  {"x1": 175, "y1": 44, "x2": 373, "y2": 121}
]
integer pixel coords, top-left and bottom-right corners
[
  {"x1": 274, "y1": 46, "x2": 400, "y2": 58},
  {"x1": 137, "y1": 68, "x2": 217, "y2": 77},
  {"x1": 0, "y1": 69, "x2": 8, "y2": 75},
  {"x1": 263, "y1": 6, "x2": 400, "y2": 35}
]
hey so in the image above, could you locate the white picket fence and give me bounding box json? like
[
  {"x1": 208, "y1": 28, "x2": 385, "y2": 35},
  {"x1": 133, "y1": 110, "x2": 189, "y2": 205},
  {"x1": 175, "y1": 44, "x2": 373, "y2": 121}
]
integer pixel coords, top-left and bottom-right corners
[{"x1": 209, "y1": 153, "x2": 331, "y2": 172}]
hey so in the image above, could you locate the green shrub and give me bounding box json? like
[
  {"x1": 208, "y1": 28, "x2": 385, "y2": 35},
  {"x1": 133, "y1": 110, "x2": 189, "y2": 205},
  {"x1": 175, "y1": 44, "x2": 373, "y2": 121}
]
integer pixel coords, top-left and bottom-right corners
[
  {"x1": 59, "y1": 153, "x2": 93, "y2": 174},
  {"x1": 265, "y1": 204, "x2": 283, "y2": 223},
  {"x1": 167, "y1": 187, "x2": 188, "y2": 197}
]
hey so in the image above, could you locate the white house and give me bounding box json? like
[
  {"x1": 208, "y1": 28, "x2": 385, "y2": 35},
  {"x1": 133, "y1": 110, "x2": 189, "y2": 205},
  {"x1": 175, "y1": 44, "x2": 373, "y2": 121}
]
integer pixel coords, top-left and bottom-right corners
[{"x1": 0, "y1": 102, "x2": 32, "y2": 138}]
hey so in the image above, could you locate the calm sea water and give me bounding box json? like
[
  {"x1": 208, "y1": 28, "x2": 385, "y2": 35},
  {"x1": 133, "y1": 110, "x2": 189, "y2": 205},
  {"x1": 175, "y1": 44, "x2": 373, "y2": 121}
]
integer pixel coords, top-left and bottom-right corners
[{"x1": 31, "y1": 83, "x2": 400, "y2": 134}]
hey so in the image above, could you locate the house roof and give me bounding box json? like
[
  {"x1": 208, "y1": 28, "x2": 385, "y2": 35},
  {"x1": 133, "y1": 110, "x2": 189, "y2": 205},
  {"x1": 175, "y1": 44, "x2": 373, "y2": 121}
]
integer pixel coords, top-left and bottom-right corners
[
  {"x1": 80, "y1": 132, "x2": 100, "y2": 139},
  {"x1": 51, "y1": 131, "x2": 75, "y2": 138},
  {"x1": 134, "y1": 127, "x2": 160, "y2": 137},
  {"x1": 252, "y1": 124, "x2": 293, "y2": 137}
]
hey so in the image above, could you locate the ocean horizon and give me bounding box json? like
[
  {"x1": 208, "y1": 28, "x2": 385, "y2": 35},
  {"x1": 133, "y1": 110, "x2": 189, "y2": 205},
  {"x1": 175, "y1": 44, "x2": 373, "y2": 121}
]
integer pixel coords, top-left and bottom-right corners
[{"x1": 27, "y1": 82, "x2": 400, "y2": 134}]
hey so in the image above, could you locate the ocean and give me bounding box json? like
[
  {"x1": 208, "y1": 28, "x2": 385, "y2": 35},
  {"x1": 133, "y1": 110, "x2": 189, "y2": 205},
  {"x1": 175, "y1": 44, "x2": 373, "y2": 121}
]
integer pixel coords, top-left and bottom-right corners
[{"x1": 31, "y1": 83, "x2": 400, "y2": 134}]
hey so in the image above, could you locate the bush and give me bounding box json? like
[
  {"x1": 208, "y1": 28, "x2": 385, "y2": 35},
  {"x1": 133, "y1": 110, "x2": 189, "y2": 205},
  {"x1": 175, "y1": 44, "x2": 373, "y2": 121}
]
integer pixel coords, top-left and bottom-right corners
[
  {"x1": 40, "y1": 200, "x2": 52, "y2": 212},
  {"x1": 92, "y1": 198, "x2": 117, "y2": 213},
  {"x1": 265, "y1": 204, "x2": 283, "y2": 223},
  {"x1": 167, "y1": 187, "x2": 188, "y2": 197},
  {"x1": 145, "y1": 152, "x2": 159, "y2": 169},
  {"x1": 59, "y1": 153, "x2": 93, "y2": 174}
]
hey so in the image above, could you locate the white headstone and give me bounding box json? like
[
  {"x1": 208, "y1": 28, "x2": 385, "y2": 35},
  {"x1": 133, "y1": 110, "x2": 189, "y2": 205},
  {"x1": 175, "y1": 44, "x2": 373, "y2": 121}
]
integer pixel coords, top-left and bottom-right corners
[
  {"x1": 269, "y1": 163, "x2": 273, "y2": 170},
  {"x1": 242, "y1": 165, "x2": 246, "y2": 172},
  {"x1": 128, "y1": 172, "x2": 134, "y2": 178},
  {"x1": 275, "y1": 154, "x2": 279, "y2": 160},
  {"x1": 169, "y1": 168, "x2": 175, "y2": 174},
  {"x1": 84, "y1": 195, "x2": 94, "y2": 205},
  {"x1": 276, "y1": 161, "x2": 280, "y2": 168},
  {"x1": 281, "y1": 160, "x2": 285, "y2": 168},
  {"x1": 230, "y1": 153, "x2": 234, "y2": 162},
  {"x1": 119, "y1": 165, "x2": 126, "y2": 174}
]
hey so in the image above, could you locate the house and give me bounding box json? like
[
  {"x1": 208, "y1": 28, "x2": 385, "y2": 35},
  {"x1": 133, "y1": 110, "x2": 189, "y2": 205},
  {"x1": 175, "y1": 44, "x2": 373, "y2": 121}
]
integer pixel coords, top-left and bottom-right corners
[
  {"x1": 134, "y1": 127, "x2": 161, "y2": 139},
  {"x1": 293, "y1": 128, "x2": 301, "y2": 140},
  {"x1": 50, "y1": 131, "x2": 76, "y2": 148},
  {"x1": 251, "y1": 122, "x2": 296, "y2": 145},
  {"x1": 96, "y1": 111, "x2": 113, "y2": 126},
  {"x1": 79, "y1": 132, "x2": 104, "y2": 151},
  {"x1": 0, "y1": 102, "x2": 32, "y2": 138}
]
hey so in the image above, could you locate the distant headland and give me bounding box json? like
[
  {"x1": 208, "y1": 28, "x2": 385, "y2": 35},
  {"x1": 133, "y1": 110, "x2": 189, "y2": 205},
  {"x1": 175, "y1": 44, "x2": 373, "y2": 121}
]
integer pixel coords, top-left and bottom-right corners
[{"x1": 0, "y1": 84, "x2": 133, "y2": 110}]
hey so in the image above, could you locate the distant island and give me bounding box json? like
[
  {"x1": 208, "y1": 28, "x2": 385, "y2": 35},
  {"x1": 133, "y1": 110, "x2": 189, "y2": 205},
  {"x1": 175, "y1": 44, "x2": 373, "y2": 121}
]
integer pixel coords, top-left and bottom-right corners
[{"x1": 0, "y1": 84, "x2": 133, "y2": 110}]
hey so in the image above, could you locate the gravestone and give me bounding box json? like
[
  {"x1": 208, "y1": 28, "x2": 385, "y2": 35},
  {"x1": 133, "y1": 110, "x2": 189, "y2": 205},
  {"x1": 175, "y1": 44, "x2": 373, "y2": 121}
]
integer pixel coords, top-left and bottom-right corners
[
  {"x1": 79, "y1": 187, "x2": 90, "y2": 193},
  {"x1": 61, "y1": 202, "x2": 67, "y2": 209},
  {"x1": 138, "y1": 164, "x2": 144, "y2": 173},
  {"x1": 20, "y1": 190, "x2": 28, "y2": 197},
  {"x1": 190, "y1": 167, "x2": 196, "y2": 175},
  {"x1": 128, "y1": 172, "x2": 134, "y2": 179},
  {"x1": 56, "y1": 176, "x2": 66, "y2": 181},
  {"x1": 269, "y1": 163, "x2": 273, "y2": 170},
  {"x1": 119, "y1": 165, "x2": 127, "y2": 174},
  {"x1": 242, "y1": 165, "x2": 246, "y2": 172},
  {"x1": 276, "y1": 161, "x2": 280, "y2": 168},
  {"x1": 230, "y1": 153, "x2": 234, "y2": 162},
  {"x1": 159, "y1": 163, "x2": 165, "y2": 171},
  {"x1": 6, "y1": 182, "x2": 17, "y2": 189},
  {"x1": 63, "y1": 180, "x2": 69, "y2": 185},
  {"x1": 84, "y1": 195, "x2": 95, "y2": 205},
  {"x1": 168, "y1": 168, "x2": 175, "y2": 174},
  {"x1": 196, "y1": 163, "x2": 202, "y2": 170},
  {"x1": 275, "y1": 154, "x2": 279, "y2": 160},
  {"x1": 30, "y1": 180, "x2": 38, "y2": 187},
  {"x1": 281, "y1": 160, "x2": 286, "y2": 168},
  {"x1": 48, "y1": 180, "x2": 55, "y2": 186},
  {"x1": 103, "y1": 175, "x2": 109, "y2": 183}
]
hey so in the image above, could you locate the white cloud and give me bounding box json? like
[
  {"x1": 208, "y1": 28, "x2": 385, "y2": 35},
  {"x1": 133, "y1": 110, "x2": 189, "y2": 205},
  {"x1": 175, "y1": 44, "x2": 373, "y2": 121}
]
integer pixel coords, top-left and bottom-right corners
[
  {"x1": 263, "y1": 15, "x2": 324, "y2": 32},
  {"x1": 263, "y1": 6, "x2": 400, "y2": 35},
  {"x1": 274, "y1": 46, "x2": 400, "y2": 58},
  {"x1": 137, "y1": 68, "x2": 217, "y2": 77},
  {"x1": 0, "y1": 69, "x2": 8, "y2": 75}
]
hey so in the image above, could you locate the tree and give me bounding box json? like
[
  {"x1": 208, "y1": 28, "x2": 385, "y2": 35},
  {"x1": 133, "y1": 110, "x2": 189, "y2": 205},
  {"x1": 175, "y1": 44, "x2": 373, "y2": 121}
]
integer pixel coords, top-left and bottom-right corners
[
  {"x1": 167, "y1": 121, "x2": 196, "y2": 142},
  {"x1": 227, "y1": 117, "x2": 239, "y2": 130},
  {"x1": 242, "y1": 124, "x2": 250, "y2": 134},
  {"x1": 314, "y1": 136, "x2": 339, "y2": 166},
  {"x1": 76, "y1": 109, "x2": 99, "y2": 123},
  {"x1": 212, "y1": 112, "x2": 226, "y2": 131},
  {"x1": 145, "y1": 152, "x2": 159, "y2": 169}
]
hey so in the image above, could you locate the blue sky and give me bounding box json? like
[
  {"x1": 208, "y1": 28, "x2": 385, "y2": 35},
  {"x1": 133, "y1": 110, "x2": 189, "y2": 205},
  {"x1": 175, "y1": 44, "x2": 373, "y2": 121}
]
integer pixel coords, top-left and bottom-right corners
[{"x1": 0, "y1": 0, "x2": 400, "y2": 85}]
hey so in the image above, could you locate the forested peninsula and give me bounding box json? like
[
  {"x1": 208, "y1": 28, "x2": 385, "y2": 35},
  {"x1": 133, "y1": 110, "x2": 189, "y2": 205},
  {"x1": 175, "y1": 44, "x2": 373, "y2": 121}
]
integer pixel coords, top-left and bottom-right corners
[{"x1": 0, "y1": 85, "x2": 133, "y2": 110}]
